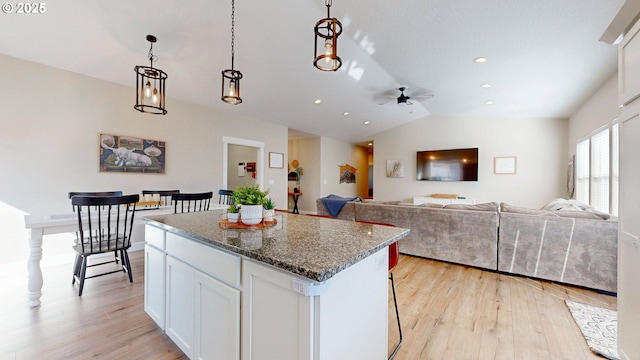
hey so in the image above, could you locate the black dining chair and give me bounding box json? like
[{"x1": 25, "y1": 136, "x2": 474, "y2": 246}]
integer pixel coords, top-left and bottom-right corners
[
  {"x1": 172, "y1": 192, "x2": 213, "y2": 213},
  {"x1": 142, "y1": 189, "x2": 180, "y2": 206},
  {"x1": 68, "y1": 191, "x2": 123, "y2": 210},
  {"x1": 70, "y1": 194, "x2": 139, "y2": 296},
  {"x1": 218, "y1": 189, "x2": 234, "y2": 205}
]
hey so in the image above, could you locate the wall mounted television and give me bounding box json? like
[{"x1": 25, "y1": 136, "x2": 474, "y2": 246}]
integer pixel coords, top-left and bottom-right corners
[{"x1": 416, "y1": 147, "x2": 478, "y2": 181}]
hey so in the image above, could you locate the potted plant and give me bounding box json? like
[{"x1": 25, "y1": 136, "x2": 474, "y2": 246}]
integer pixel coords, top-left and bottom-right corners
[
  {"x1": 263, "y1": 197, "x2": 276, "y2": 222},
  {"x1": 232, "y1": 185, "x2": 269, "y2": 225},
  {"x1": 227, "y1": 203, "x2": 240, "y2": 223}
]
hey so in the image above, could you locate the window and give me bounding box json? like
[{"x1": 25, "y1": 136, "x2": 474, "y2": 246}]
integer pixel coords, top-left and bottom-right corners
[
  {"x1": 574, "y1": 122, "x2": 619, "y2": 214},
  {"x1": 611, "y1": 123, "x2": 619, "y2": 216},
  {"x1": 590, "y1": 128, "x2": 609, "y2": 212},
  {"x1": 575, "y1": 139, "x2": 589, "y2": 204}
]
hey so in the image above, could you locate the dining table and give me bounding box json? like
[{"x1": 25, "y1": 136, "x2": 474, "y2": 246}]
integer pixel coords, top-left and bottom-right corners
[{"x1": 23, "y1": 204, "x2": 227, "y2": 307}]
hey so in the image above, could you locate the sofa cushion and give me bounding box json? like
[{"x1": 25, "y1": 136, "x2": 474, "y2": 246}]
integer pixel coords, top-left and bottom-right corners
[
  {"x1": 420, "y1": 203, "x2": 444, "y2": 209},
  {"x1": 444, "y1": 202, "x2": 499, "y2": 212},
  {"x1": 500, "y1": 203, "x2": 558, "y2": 217}
]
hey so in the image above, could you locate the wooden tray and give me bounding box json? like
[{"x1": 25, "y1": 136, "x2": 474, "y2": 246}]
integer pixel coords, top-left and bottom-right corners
[
  {"x1": 136, "y1": 200, "x2": 163, "y2": 207},
  {"x1": 430, "y1": 193, "x2": 458, "y2": 199},
  {"x1": 219, "y1": 218, "x2": 278, "y2": 229}
]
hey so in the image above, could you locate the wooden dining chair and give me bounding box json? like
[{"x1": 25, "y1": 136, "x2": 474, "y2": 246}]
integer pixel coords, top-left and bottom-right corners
[
  {"x1": 71, "y1": 194, "x2": 139, "y2": 296},
  {"x1": 142, "y1": 189, "x2": 180, "y2": 206},
  {"x1": 218, "y1": 189, "x2": 234, "y2": 205},
  {"x1": 172, "y1": 192, "x2": 213, "y2": 213},
  {"x1": 356, "y1": 220, "x2": 402, "y2": 360}
]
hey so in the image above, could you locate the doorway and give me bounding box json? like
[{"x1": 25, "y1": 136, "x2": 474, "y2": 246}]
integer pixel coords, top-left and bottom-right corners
[{"x1": 222, "y1": 136, "x2": 265, "y2": 191}]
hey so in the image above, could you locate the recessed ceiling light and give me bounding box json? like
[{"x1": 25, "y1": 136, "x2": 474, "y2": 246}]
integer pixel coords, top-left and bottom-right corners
[
  {"x1": 480, "y1": 84, "x2": 491, "y2": 88},
  {"x1": 314, "y1": 99, "x2": 322, "y2": 104},
  {"x1": 368, "y1": 143, "x2": 373, "y2": 146},
  {"x1": 364, "y1": 121, "x2": 370, "y2": 125},
  {"x1": 484, "y1": 101, "x2": 494, "y2": 105},
  {"x1": 343, "y1": 112, "x2": 349, "y2": 116},
  {"x1": 474, "y1": 57, "x2": 487, "y2": 63}
]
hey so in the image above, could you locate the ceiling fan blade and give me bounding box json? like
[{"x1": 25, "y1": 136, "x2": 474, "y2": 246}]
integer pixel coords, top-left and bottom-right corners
[
  {"x1": 410, "y1": 88, "x2": 435, "y2": 101},
  {"x1": 374, "y1": 92, "x2": 398, "y2": 105}
]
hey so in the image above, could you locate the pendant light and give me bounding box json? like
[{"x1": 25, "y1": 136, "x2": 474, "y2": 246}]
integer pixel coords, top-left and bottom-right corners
[
  {"x1": 134, "y1": 35, "x2": 168, "y2": 115},
  {"x1": 314, "y1": 0, "x2": 342, "y2": 71},
  {"x1": 221, "y1": 0, "x2": 243, "y2": 105}
]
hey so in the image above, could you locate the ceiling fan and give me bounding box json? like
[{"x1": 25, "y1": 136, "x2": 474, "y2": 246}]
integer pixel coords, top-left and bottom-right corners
[{"x1": 376, "y1": 86, "x2": 434, "y2": 106}]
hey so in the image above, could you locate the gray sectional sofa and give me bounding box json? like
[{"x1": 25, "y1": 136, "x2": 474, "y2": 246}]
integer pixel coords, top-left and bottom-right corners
[{"x1": 316, "y1": 198, "x2": 618, "y2": 293}]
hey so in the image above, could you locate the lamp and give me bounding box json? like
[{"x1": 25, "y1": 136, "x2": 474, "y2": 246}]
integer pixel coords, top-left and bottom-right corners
[
  {"x1": 134, "y1": 35, "x2": 168, "y2": 115},
  {"x1": 221, "y1": 0, "x2": 243, "y2": 105},
  {"x1": 314, "y1": 0, "x2": 342, "y2": 71}
]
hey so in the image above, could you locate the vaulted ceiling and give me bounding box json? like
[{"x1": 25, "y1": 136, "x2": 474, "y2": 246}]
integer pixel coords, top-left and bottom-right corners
[{"x1": 0, "y1": 0, "x2": 624, "y2": 142}]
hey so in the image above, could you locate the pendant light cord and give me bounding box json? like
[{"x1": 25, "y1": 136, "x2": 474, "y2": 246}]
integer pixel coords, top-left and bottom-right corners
[
  {"x1": 231, "y1": 0, "x2": 235, "y2": 70},
  {"x1": 148, "y1": 42, "x2": 157, "y2": 68}
]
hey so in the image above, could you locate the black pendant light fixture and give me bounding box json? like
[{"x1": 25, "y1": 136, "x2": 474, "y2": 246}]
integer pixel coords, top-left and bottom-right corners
[
  {"x1": 221, "y1": 0, "x2": 243, "y2": 105},
  {"x1": 314, "y1": 0, "x2": 342, "y2": 71},
  {"x1": 134, "y1": 35, "x2": 168, "y2": 115}
]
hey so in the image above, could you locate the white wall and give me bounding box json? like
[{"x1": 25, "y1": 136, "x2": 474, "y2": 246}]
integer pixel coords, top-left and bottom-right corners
[
  {"x1": 319, "y1": 136, "x2": 369, "y2": 199},
  {"x1": 0, "y1": 54, "x2": 288, "y2": 264},
  {"x1": 371, "y1": 115, "x2": 569, "y2": 208},
  {"x1": 568, "y1": 74, "x2": 620, "y2": 155}
]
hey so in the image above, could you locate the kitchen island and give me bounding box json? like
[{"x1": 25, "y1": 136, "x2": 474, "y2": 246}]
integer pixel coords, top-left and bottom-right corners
[{"x1": 143, "y1": 210, "x2": 409, "y2": 360}]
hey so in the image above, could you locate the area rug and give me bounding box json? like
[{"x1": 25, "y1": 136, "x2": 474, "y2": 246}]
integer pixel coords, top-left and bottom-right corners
[{"x1": 565, "y1": 300, "x2": 619, "y2": 360}]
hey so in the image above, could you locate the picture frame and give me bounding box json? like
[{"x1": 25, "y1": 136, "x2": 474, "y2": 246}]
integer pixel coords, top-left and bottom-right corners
[
  {"x1": 99, "y1": 133, "x2": 166, "y2": 173},
  {"x1": 269, "y1": 152, "x2": 284, "y2": 168},
  {"x1": 386, "y1": 160, "x2": 405, "y2": 178},
  {"x1": 494, "y1": 156, "x2": 517, "y2": 174}
]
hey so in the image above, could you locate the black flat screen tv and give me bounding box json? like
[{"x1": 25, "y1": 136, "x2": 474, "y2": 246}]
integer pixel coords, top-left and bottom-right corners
[{"x1": 416, "y1": 148, "x2": 478, "y2": 181}]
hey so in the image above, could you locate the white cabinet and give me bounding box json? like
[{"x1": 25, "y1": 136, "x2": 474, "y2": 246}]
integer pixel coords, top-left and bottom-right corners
[
  {"x1": 194, "y1": 271, "x2": 240, "y2": 360},
  {"x1": 166, "y1": 256, "x2": 196, "y2": 358},
  {"x1": 165, "y1": 256, "x2": 241, "y2": 360},
  {"x1": 144, "y1": 244, "x2": 165, "y2": 329},
  {"x1": 241, "y1": 259, "x2": 315, "y2": 360},
  {"x1": 617, "y1": 100, "x2": 640, "y2": 360},
  {"x1": 144, "y1": 225, "x2": 166, "y2": 329},
  {"x1": 616, "y1": 15, "x2": 640, "y2": 360},
  {"x1": 413, "y1": 196, "x2": 475, "y2": 205},
  {"x1": 242, "y1": 249, "x2": 389, "y2": 360},
  {"x1": 145, "y1": 225, "x2": 241, "y2": 360},
  {"x1": 619, "y1": 20, "x2": 640, "y2": 105}
]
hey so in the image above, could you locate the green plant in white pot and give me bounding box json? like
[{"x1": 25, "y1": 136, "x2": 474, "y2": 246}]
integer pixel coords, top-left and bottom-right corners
[
  {"x1": 263, "y1": 198, "x2": 276, "y2": 222},
  {"x1": 232, "y1": 185, "x2": 269, "y2": 225},
  {"x1": 227, "y1": 203, "x2": 240, "y2": 223}
]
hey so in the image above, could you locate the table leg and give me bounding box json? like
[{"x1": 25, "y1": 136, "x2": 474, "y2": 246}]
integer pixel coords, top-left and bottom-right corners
[
  {"x1": 27, "y1": 228, "x2": 44, "y2": 307},
  {"x1": 292, "y1": 195, "x2": 300, "y2": 214}
]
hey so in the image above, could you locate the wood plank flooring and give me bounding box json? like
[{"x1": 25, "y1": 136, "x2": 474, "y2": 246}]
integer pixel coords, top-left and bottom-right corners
[{"x1": 0, "y1": 251, "x2": 615, "y2": 359}]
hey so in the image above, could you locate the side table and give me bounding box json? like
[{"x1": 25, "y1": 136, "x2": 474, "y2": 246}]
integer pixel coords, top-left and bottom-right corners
[{"x1": 288, "y1": 192, "x2": 302, "y2": 214}]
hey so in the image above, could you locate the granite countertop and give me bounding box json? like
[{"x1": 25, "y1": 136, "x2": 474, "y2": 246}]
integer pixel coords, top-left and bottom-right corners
[{"x1": 143, "y1": 210, "x2": 409, "y2": 282}]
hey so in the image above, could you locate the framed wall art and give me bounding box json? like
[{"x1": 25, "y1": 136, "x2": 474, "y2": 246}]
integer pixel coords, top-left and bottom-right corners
[
  {"x1": 386, "y1": 160, "x2": 405, "y2": 178},
  {"x1": 494, "y1": 156, "x2": 517, "y2": 174},
  {"x1": 269, "y1": 152, "x2": 284, "y2": 168},
  {"x1": 339, "y1": 164, "x2": 356, "y2": 183},
  {"x1": 99, "y1": 133, "x2": 166, "y2": 173}
]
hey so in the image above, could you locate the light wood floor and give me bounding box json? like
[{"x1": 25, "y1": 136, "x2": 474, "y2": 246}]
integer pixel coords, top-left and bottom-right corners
[{"x1": 0, "y1": 251, "x2": 616, "y2": 360}]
